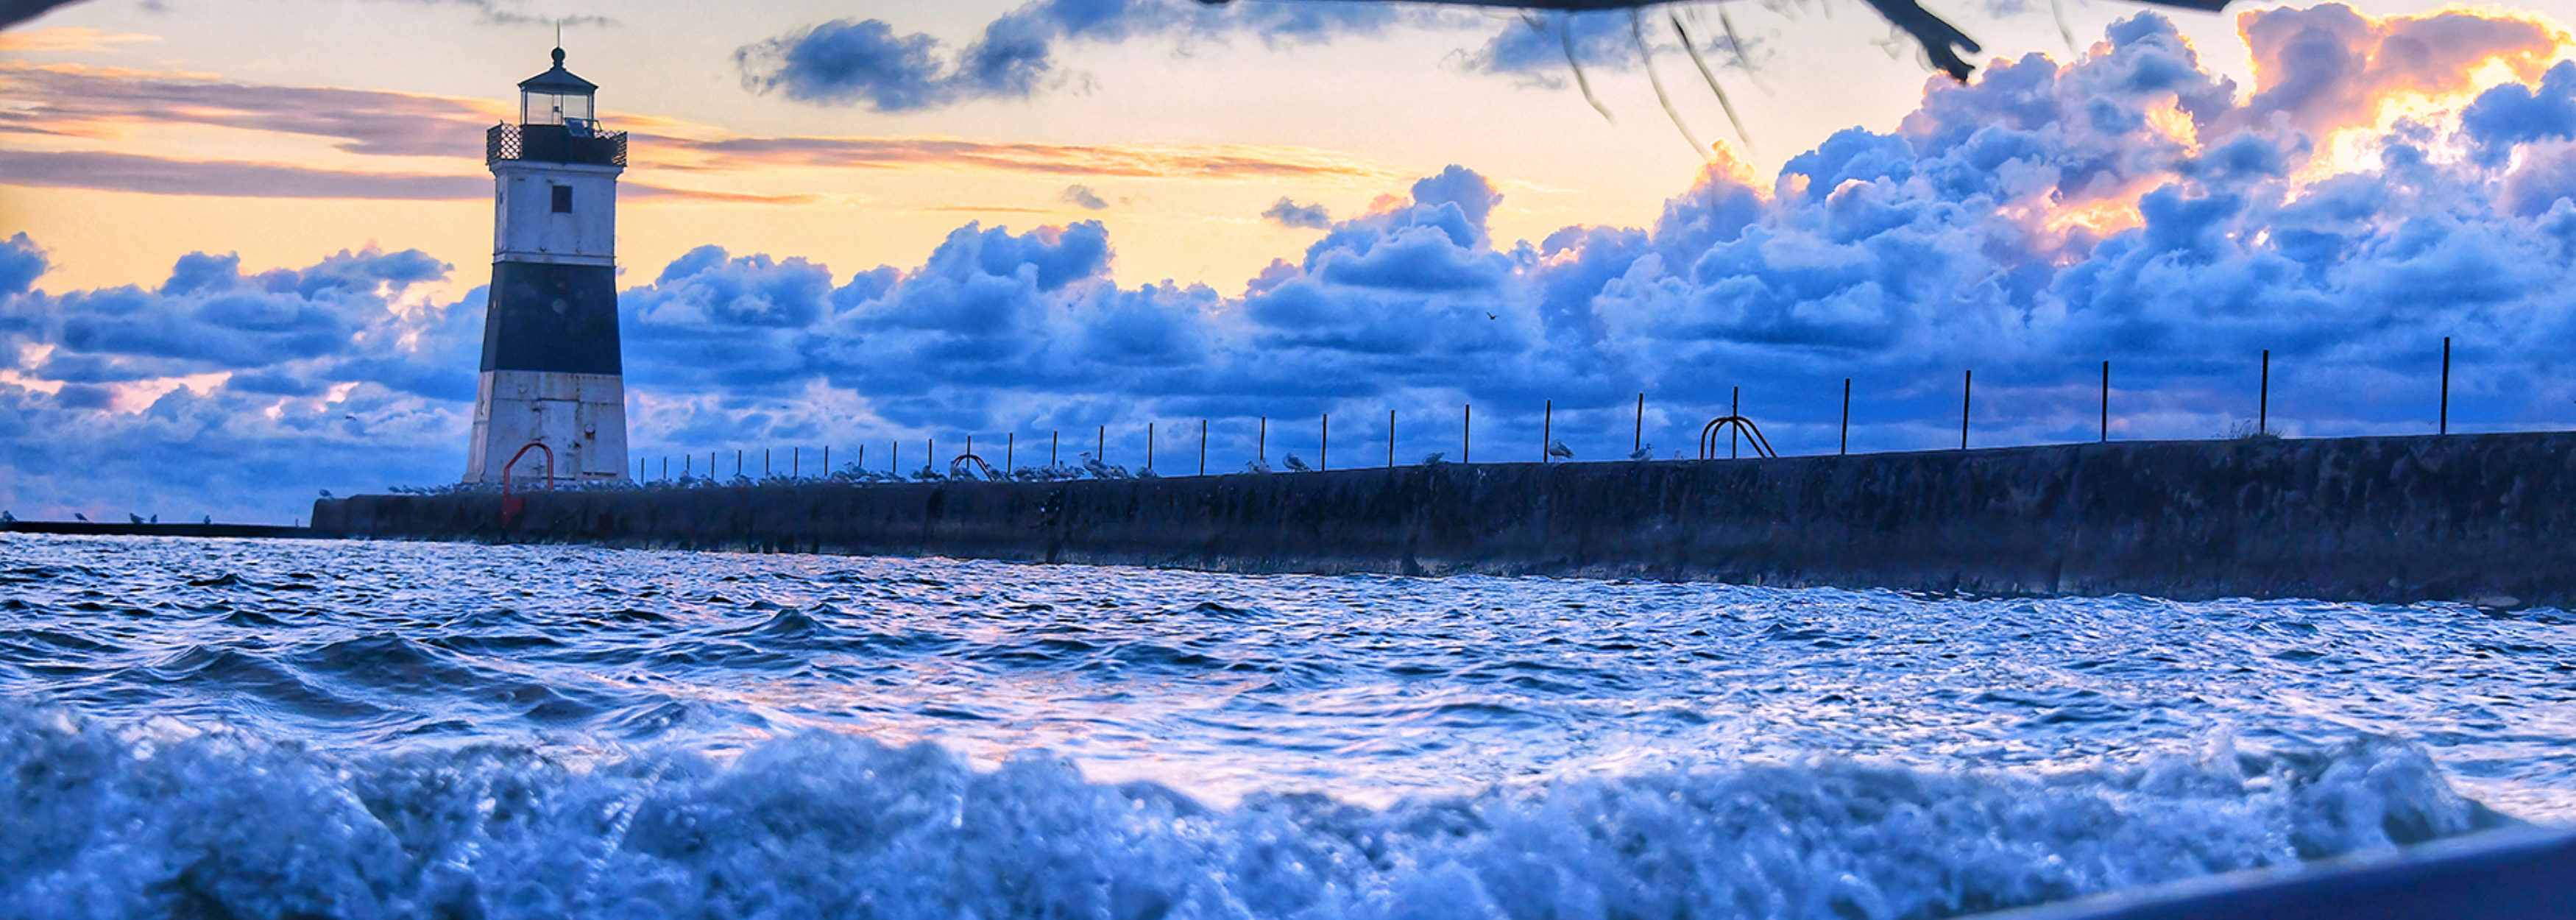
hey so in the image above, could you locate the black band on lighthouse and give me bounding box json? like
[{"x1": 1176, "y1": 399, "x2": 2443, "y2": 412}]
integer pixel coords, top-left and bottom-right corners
[{"x1": 479, "y1": 261, "x2": 623, "y2": 375}]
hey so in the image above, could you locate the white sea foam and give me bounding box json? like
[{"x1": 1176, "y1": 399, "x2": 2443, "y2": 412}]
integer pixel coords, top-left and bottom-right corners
[{"x1": 0, "y1": 705, "x2": 2508, "y2": 920}]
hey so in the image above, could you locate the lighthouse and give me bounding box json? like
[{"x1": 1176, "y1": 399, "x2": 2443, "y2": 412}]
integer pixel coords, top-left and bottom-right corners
[{"x1": 464, "y1": 46, "x2": 630, "y2": 485}]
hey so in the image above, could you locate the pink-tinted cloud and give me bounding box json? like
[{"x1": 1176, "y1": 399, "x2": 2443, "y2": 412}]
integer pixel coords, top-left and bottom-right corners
[
  {"x1": 0, "y1": 149, "x2": 820, "y2": 203},
  {"x1": 2234, "y1": 3, "x2": 2565, "y2": 137},
  {"x1": 0, "y1": 64, "x2": 500, "y2": 158}
]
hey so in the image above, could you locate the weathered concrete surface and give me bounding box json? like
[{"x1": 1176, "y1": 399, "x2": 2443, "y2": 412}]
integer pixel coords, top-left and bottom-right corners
[{"x1": 312, "y1": 432, "x2": 2576, "y2": 604}]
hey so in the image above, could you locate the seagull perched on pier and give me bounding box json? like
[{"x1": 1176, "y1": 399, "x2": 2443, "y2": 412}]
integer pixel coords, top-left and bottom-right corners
[
  {"x1": 72, "y1": 512, "x2": 88, "y2": 522},
  {"x1": 318, "y1": 489, "x2": 335, "y2": 499},
  {"x1": 1546, "y1": 441, "x2": 1574, "y2": 461},
  {"x1": 1283, "y1": 454, "x2": 1313, "y2": 473},
  {"x1": 1420, "y1": 453, "x2": 1446, "y2": 465},
  {"x1": 1, "y1": 511, "x2": 13, "y2": 523},
  {"x1": 128, "y1": 514, "x2": 144, "y2": 525},
  {"x1": 1629, "y1": 445, "x2": 1654, "y2": 461}
]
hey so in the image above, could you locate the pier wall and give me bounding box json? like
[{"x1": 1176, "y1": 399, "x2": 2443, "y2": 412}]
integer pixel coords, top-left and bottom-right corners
[{"x1": 311, "y1": 433, "x2": 2576, "y2": 605}]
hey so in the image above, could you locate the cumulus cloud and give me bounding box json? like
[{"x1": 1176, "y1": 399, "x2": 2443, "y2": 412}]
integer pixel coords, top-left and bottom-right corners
[
  {"x1": 18, "y1": 5, "x2": 2576, "y2": 520},
  {"x1": 1262, "y1": 197, "x2": 1332, "y2": 229}
]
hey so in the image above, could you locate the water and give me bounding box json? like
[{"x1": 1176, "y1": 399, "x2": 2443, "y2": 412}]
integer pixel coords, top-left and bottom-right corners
[{"x1": 2, "y1": 534, "x2": 2570, "y2": 919}]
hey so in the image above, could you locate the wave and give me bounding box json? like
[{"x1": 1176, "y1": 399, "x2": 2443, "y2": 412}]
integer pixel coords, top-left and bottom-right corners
[{"x1": 0, "y1": 705, "x2": 2510, "y2": 920}]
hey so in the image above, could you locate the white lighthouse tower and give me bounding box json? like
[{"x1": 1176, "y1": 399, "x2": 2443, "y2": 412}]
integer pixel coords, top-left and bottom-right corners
[{"x1": 465, "y1": 46, "x2": 630, "y2": 484}]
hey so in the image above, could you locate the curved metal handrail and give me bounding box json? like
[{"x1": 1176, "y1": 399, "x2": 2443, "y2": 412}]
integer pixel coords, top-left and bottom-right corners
[
  {"x1": 1697, "y1": 415, "x2": 1778, "y2": 460},
  {"x1": 949, "y1": 453, "x2": 1001, "y2": 482},
  {"x1": 502, "y1": 442, "x2": 556, "y2": 494}
]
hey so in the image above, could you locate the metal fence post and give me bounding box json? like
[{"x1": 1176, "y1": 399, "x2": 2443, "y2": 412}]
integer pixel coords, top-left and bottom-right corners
[
  {"x1": 1388, "y1": 409, "x2": 1396, "y2": 467},
  {"x1": 1960, "y1": 369, "x2": 1972, "y2": 450},
  {"x1": 2100, "y1": 360, "x2": 2109, "y2": 442},
  {"x1": 1259, "y1": 417, "x2": 1267, "y2": 464},
  {"x1": 2441, "y1": 336, "x2": 2452, "y2": 435},
  {"x1": 1148, "y1": 423, "x2": 1156, "y2": 471},
  {"x1": 1730, "y1": 387, "x2": 1740, "y2": 459},
  {"x1": 1051, "y1": 431, "x2": 1058, "y2": 467},
  {"x1": 1097, "y1": 425, "x2": 1105, "y2": 464},
  {"x1": 2260, "y1": 349, "x2": 2270, "y2": 436},
  {"x1": 1321, "y1": 414, "x2": 1329, "y2": 471},
  {"x1": 1542, "y1": 399, "x2": 1552, "y2": 463},
  {"x1": 1005, "y1": 434, "x2": 1013, "y2": 470},
  {"x1": 1841, "y1": 378, "x2": 1852, "y2": 456},
  {"x1": 1199, "y1": 420, "x2": 1207, "y2": 475},
  {"x1": 1462, "y1": 404, "x2": 1471, "y2": 464},
  {"x1": 1634, "y1": 392, "x2": 1644, "y2": 455}
]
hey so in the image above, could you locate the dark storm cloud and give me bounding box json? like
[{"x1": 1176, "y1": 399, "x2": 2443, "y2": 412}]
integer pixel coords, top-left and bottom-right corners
[{"x1": 736, "y1": 0, "x2": 1444, "y2": 112}]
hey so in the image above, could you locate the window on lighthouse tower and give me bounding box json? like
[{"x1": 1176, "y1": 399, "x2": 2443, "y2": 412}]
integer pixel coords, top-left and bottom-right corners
[{"x1": 551, "y1": 185, "x2": 573, "y2": 213}]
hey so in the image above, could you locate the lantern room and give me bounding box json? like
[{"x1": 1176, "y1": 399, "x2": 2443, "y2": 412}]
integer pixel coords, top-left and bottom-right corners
[{"x1": 519, "y1": 48, "x2": 599, "y2": 134}]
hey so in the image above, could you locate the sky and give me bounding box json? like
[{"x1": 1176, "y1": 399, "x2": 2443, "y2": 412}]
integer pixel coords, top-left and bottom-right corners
[{"x1": 5, "y1": 0, "x2": 2576, "y2": 521}]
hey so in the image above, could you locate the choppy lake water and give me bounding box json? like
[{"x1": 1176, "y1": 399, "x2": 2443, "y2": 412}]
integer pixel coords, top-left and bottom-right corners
[{"x1": 3, "y1": 534, "x2": 2571, "y2": 919}]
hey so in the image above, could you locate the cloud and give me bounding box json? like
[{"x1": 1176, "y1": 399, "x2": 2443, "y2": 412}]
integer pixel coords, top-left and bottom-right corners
[
  {"x1": 19, "y1": 6, "x2": 2576, "y2": 519},
  {"x1": 1061, "y1": 184, "x2": 1109, "y2": 210},
  {"x1": 660, "y1": 135, "x2": 1388, "y2": 180},
  {"x1": 0, "y1": 28, "x2": 158, "y2": 52},
  {"x1": 0, "y1": 63, "x2": 499, "y2": 158},
  {"x1": 0, "y1": 233, "x2": 47, "y2": 297},
  {"x1": 0, "y1": 149, "x2": 490, "y2": 199},
  {"x1": 737, "y1": 0, "x2": 1448, "y2": 112},
  {"x1": 1262, "y1": 197, "x2": 1331, "y2": 229},
  {"x1": 0, "y1": 63, "x2": 1393, "y2": 200},
  {"x1": 0, "y1": 149, "x2": 810, "y2": 204}
]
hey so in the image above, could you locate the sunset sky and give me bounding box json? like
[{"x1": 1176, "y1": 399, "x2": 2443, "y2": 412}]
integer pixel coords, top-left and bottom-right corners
[{"x1": 7, "y1": 0, "x2": 2576, "y2": 520}]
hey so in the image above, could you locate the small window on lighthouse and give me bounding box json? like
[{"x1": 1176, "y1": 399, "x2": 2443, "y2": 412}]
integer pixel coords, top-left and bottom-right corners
[{"x1": 551, "y1": 185, "x2": 574, "y2": 213}]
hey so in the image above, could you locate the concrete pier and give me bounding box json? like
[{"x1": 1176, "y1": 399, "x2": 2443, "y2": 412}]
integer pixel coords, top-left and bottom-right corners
[{"x1": 312, "y1": 431, "x2": 2576, "y2": 605}]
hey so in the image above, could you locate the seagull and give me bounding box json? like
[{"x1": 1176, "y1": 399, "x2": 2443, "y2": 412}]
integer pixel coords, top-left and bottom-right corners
[
  {"x1": 73, "y1": 512, "x2": 88, "y2": 522},
  {"x1": 318, "y1": 489, "x2": 335, "y2": 499},
  {"x1": 1, "y1": 511, "x2": 14, "y2": 523},
  {"x1": 1242, "y1": 458, "x2": 1272, "y2": 474},
  {"x1": 1629, "y1": 444, "x2": 1653, "y2": 461},
  {"x1": 149, "y1": 514, "x2": 158, "y2": 523},
  {"x1": 201, "y1": 515, "x2": 211, "y2": 525},
  {"x1": 1546, "y1": 440, "x2": 1574, "y2": 461},
  {"x1": 128, "y1": 514, "x2": 144, "y2": 524},
  {"x1": 1283, "y1": 454, "x2": 1313, "y2": 473},
  {"x1": 1420, "y1": 452, "x2": 1446, "y2": 465}
]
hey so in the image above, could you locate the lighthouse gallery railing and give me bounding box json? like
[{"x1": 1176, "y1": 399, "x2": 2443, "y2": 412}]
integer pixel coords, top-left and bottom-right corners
[{"x1": 486, "y1": 123, "x2": 626, "y2": 168}]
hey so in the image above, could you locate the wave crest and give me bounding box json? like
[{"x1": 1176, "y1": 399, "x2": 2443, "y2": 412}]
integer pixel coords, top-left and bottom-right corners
[{"x1": 0, "y1": 705, "x2": 2509, "y2": 920}]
